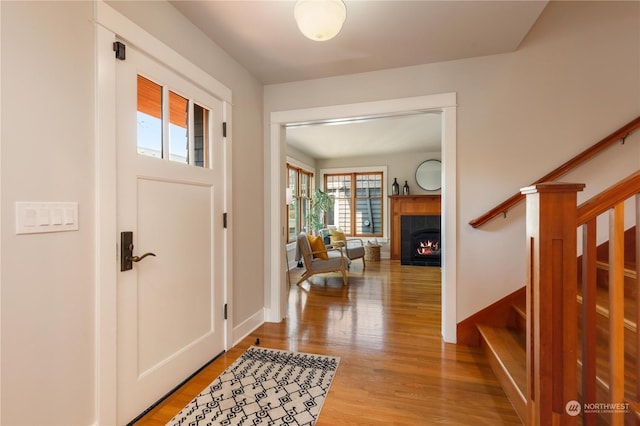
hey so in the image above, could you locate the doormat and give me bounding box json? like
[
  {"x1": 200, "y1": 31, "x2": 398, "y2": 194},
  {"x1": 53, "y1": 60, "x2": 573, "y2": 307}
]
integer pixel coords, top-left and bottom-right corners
[{"x1": 166, "y1": 346, "x2": 340, "y2": 426}]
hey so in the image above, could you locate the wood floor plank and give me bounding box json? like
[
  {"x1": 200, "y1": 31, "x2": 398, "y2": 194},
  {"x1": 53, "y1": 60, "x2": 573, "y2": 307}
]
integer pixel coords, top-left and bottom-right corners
[{"x1": 133, "y1": 260, "x2": 521, "y2": 425}]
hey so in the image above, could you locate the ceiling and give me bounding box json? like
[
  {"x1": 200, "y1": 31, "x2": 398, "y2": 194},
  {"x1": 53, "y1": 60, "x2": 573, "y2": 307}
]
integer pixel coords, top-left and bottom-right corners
[
  {"x1": 170, "y1": 0, "x2": 547, "y2": 159},
  {"x1": 286, "y1": 112, "x2": 442, "y2": 160}
]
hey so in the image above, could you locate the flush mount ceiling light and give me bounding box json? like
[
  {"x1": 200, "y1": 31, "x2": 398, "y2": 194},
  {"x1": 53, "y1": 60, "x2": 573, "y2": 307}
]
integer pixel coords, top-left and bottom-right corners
[{"x1": 294, "y1": 0, "x2": 347, "y2": 42}]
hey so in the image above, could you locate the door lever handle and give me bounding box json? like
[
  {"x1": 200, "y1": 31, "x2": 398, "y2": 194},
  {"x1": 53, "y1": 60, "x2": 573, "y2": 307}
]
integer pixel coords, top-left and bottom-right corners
[
  {"x1": 121, "y1": 231, "x2": 156, "y2": 271},
  {"x1": 126, "y1": 252, "x2": 156, "y2": 263}
]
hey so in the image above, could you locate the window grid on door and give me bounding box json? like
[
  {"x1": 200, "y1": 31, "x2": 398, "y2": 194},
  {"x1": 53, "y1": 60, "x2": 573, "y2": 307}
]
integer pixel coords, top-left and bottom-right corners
[{"x1": 136, "y1": 74, "x2": 212, "y2": 168}]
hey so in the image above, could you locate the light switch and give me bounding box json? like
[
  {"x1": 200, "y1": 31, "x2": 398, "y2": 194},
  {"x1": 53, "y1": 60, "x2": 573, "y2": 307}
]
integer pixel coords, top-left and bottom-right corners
[
  {"x1": 23, "y1": 209, "x2": 37, "y2": 227},
  {"x1": 37, "y1": 209, "x2": 50, "y2": 226},
  {"x1": 52, "y1": 209, "x2": 63, "y2": 225},
  {"x1": 16, "y1": 202, "x2": 79, "y2": 234},
  {"x1": 64, "y1": 208, "x2": 75, "y2": 225}
]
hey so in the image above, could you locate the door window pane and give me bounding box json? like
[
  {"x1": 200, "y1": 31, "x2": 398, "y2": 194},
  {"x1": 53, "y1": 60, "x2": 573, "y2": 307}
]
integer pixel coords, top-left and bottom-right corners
[
  {"x1": 169, "y1": 91, "x2": 188, "y2": 164},
  {"x1": 137, "y1": 75, "x2": 212, "y2": 169},
  {"x1": 193, "y1": 104, "x2": 209, "y2": 168},
  {"x1": 137, "y1": 76, "x2": 162, "y2": 158}
]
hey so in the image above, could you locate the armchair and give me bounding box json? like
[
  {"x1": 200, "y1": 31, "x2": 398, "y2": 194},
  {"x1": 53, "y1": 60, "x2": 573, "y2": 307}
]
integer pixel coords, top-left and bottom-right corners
[
  {"x1": 329, "y1": 228, "x2": 366, "y2": 269},
  {"x1": 294, "y1": 232, "x2": 348, "y2": 286}
]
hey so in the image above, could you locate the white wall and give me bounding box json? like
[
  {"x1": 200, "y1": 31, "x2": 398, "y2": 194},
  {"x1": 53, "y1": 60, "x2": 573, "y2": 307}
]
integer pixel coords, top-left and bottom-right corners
[
  {"x1": 287, "y1": 145, "x2": 317, "y2": 170},
  {"x1": 265, "y1": 1, "x2": 640, "y2": 324},
  {"x1": 1, "y1": 1, "x2": 265, "y2": 425},
  {"x1": 1, "y1": 2, "x2": 96, "y2": 424}
]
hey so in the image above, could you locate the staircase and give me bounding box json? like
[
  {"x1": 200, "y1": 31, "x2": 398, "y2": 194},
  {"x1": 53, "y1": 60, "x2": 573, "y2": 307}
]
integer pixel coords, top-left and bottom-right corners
[
  {"x1": 475, "y1": 175, "x2": 640, "y2": 425},
  {"x1": 461, "y1": 117, "x2": 640, "y2": 425},
  {"x1": 477, "y1": 298, "x2": 527, "y2": 422},
  {"x1": 478, "y1": 240, "x2": 638, "y2": 425}
]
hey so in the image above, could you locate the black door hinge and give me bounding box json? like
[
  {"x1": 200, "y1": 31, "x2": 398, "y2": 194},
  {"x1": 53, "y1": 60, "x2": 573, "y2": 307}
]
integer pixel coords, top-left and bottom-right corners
[
  {"x1": 223, "y1": 212, "x2": 228, "y2": 228},
  {"x1": 224, "y1": 303, "x2": 228, "y2": 320},
  {"x1": 222, "y1": 122, "x2": 227, "y2": 138},
  {"x1": 113, "y1": 42, "x2": 126, "y2": 60}
]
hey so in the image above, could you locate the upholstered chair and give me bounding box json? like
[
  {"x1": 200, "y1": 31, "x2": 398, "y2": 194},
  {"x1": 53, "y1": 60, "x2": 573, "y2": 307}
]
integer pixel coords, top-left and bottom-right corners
[
  {"x1": 329, "y1": 228, "x2": 366, "y2": 269},
  {"x1": 294, "y1": 232, "x2": 348, "y2": 286}
]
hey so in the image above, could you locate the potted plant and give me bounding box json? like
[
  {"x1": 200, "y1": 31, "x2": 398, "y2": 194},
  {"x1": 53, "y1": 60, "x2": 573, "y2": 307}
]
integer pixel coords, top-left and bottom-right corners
[{"x1": 309, "y1": 189, "x2": 332, "y2": 235}]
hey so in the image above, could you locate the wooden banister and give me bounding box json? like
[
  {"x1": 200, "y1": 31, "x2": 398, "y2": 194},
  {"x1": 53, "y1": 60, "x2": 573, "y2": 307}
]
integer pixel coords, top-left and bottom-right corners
[
  {"x1": 522, "y1": 171, "x2": 639, "y2": 424},
  {"x1": 469, "y1": 116, "x2": 640, "y2": 228},
  {"x1": 577, "y1": 170, "x2": 640, "y2": 225},
  {"x1": 521, "y1": 182, "x2": 584, "y2": 425}
]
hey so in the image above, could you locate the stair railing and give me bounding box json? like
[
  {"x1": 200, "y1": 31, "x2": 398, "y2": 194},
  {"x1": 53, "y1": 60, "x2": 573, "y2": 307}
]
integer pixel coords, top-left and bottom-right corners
[
  {"x1": 470, "y1": 116, "x2": 640, "y2": 229},
  {"x1": 522, "y1": 171, "x2": 640, "y2": 426},
  {"x1": 576, "y1": 171, "x2": 640, "y2": 426}
]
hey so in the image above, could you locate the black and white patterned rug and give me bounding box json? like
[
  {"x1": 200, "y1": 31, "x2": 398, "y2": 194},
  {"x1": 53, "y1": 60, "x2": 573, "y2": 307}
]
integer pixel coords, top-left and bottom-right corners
[{"x1": 166, "y1": 346, "x2": 340, "y2": 426}]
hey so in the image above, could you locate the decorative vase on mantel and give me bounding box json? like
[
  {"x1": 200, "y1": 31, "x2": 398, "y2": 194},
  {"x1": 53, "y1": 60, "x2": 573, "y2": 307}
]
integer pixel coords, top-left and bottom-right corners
[
  {"x1": 403, "y1": 180, "x2": 410, "y2": 195},
  {"x1": 392, "y1": 178, "x2": 400, "y2": 195}
]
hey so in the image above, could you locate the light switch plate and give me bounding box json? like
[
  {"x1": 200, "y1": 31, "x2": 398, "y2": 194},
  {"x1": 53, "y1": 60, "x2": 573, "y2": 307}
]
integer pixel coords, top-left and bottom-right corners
[{"x1": 16, "y1": 202, "x2": 79, "y2": 234}]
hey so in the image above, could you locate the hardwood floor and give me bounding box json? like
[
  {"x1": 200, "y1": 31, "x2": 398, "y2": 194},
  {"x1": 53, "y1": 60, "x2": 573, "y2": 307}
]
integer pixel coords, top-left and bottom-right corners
[{"x1": 135, "y1": 260, "x2": 521, "y2": 425}]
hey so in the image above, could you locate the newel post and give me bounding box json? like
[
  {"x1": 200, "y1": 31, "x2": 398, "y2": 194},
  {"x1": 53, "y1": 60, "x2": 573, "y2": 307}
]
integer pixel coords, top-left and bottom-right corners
[{"x1": 521, "y1": 182, "x2": 585, "y2": 426}]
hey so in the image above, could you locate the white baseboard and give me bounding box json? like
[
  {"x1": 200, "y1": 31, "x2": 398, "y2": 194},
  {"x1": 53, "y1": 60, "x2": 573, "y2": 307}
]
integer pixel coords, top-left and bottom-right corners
[{"x1": 232, "y1": 309, "x2": 264, "y2": 347}]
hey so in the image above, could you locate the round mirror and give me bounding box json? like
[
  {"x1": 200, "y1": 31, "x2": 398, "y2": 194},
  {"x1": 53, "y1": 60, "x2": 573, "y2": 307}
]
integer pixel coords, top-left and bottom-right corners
[{"x1": 415, "y1": 159, "x2": 441, "y2": 191}]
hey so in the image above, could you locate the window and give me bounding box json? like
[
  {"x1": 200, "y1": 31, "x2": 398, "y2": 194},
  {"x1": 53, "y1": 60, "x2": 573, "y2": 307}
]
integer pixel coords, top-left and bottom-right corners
[
  {"x1": 137, "y1": 76, "x2": 163, "y2": 158},
  {"x1": 136, "y1": 75, "x2": 211, "y2": 168},
  {"x1": 287, "y1": 164, "x2": 314, "y2": 242},
  {"x1": 325, "y1": 172, "x2": 383, "y2": 237}
]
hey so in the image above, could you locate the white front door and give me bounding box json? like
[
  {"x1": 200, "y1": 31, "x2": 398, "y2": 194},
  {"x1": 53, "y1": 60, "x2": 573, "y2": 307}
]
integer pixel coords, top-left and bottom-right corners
[{"x1": 116, "y1": 43, "x2": 226, "y2": 424}]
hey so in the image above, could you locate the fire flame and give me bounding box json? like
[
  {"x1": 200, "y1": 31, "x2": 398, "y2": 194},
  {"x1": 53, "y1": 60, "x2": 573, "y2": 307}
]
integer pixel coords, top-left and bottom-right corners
[{"x1": 417, "y1": 240, "x2": 439, "y2": 255}]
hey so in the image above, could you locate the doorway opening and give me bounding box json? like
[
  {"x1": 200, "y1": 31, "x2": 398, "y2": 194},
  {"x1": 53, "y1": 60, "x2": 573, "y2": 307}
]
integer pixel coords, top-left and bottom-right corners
[{"x1": 266, "y1": 93, "x2": 458, "y2": 343}]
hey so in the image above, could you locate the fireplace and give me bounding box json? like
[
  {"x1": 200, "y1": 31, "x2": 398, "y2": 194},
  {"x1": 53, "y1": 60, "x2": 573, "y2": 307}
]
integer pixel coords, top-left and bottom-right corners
[{"x1": 401, "y1": 215, "x2": 441, "y2": 266}]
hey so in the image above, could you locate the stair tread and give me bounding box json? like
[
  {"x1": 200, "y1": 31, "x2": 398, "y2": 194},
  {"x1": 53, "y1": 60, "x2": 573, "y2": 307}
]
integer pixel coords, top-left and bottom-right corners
[
  {"x1": 578, "y1": 284, "x2": 637, "y2": 331},
  {"x1": 477, "y1": 325, "x2": 526, "y2": 397},
  {"x1": 512, "y1": 299, "x2": 526, "y2": 320},
  {"x1": 595, "y1": 226, "x2": 636, "y2": 270},
  {"x1": 511, "y1": 293, "x2": 639, "y2": 406},
  {"x1": 577, "y1": 302, "x2": 638, "y2": 402},
  {"x1": 627, "y1": 400, "x2": 640, "y2": 420},
  {"x1": 596, "y1": 260, "x2": 637, "y2": 277}
]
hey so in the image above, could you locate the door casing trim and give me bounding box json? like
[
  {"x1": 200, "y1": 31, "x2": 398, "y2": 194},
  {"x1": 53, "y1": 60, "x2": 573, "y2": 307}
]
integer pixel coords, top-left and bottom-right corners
[
  {"x1": 265, "y1": 93, "x2": 457, "y2": 343},
  {"x1": 94, "y1": 2, "x2": 233, "y2": 423}
]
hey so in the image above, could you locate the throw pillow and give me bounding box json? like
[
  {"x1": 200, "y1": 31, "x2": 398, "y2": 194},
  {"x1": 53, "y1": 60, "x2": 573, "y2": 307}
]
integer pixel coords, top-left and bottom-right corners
[
  {"x1": 307, "y1": 235, "x2": 329, "y2": 260},
  {"x1": 329, "y1": 228, "x2": 346, "y2": 247}
]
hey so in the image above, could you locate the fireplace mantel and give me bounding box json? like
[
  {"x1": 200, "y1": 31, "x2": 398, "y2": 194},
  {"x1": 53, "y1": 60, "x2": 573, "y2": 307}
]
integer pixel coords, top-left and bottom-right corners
[{"x1": 389, "y1": 195, "x2": 441, "y2": 260}]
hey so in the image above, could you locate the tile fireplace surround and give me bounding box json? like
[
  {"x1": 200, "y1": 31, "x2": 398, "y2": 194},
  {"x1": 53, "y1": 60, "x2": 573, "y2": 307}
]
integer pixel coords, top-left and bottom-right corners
[
  {"x1": 389, "y1": 195, "x2": 441, "y2": 261},
  {"x1": 401, "y1": 215, "x2": 441, "y2": 266}
]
